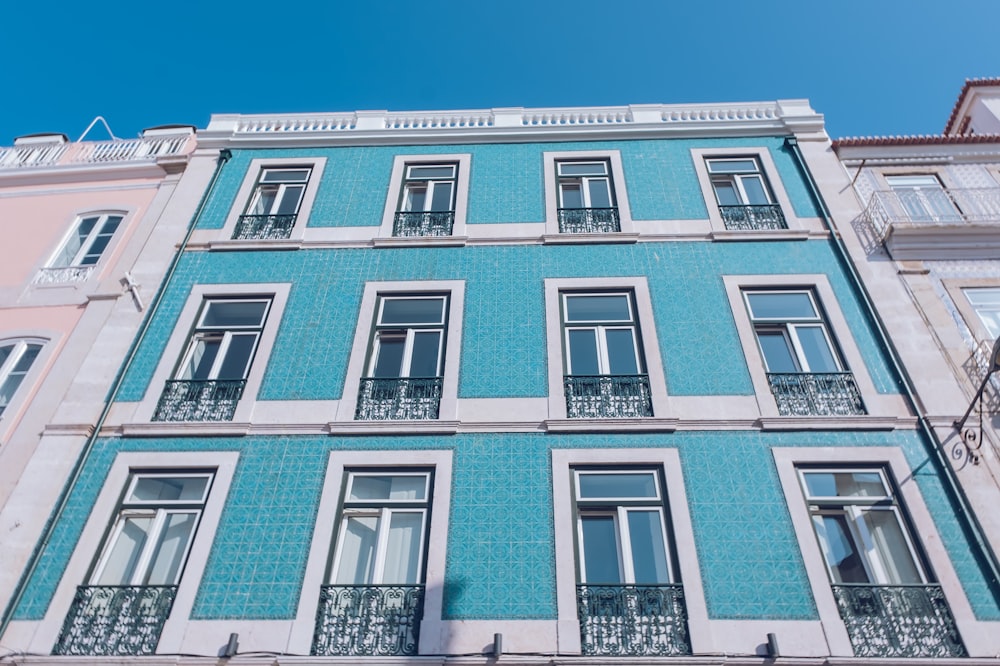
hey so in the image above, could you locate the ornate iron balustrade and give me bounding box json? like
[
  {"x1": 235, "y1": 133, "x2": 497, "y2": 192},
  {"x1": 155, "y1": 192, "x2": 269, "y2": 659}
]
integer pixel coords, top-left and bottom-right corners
[
  {"x1": 392, "y1": 211, "x2": 455, "y2": 237},
  {"x1": 564, "y1": 374, "x2": 652, "y2": 418},
  {"x1": 312, "y1": 584, "x2": 424, "y2": 656},
  {"x1": 719, "y1": 204, "x2": 787, "y2": 230},
  {"x1": 355, "y1": 377, "x2": 443, "y2": 420},
  {"x1": 33, "y1": 265, "x2": 96, "y2": 284},
  {"x1": 866, "y1": 188, "x2": 1000, "y2": 239},
  {"x1": 53, "y1": 585, "x2": 176, "y2": 656},
  {"x1": 153, "y1": 379, "x2": 245, "y2": 422},
  {"x1": 767, "y1": 372, "x2": 865, "y2": 416},
  {"x1": 577, "y1": 584, "x2": 690, "y2": 656},
  {"x1": 558, "y1": 207, "x2": 621, "y2": 233},
  {"x1": 831, "y1": 584, "x2": 965, "y2": 658},
  {"x1": 233, "y1": 213, "x2": 297, "y2": 240}
]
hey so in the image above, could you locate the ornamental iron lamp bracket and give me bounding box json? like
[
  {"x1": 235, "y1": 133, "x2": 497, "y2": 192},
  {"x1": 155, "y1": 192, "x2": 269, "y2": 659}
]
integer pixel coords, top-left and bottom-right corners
[{"x1": 954, "y1": 336, "x2": 1000, "y2": 464}]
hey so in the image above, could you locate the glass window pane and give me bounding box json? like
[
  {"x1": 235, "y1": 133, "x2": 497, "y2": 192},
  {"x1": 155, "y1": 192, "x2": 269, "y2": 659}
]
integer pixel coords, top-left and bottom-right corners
[
  {"x1": 803, "y1": 471, "x2": 886, "y2": 498},
  {"x1": 581, "y1": 515, "x2": 622, "y2": 583},
  {"x1": 251, "y1": 186, "x2": 278, "y2": 215},
  {"x1": 559, "y1": 183, "x2": 583, "y2": 209},
  {"x1": 711, "y1": 180, "x2": 741, "y2": 206},
  {"x1": 796, "y1": 326, "x2": 840, "y2": 372},
  {"x1": 182, "y1": 337, "x2": 220, "y2": 380},
  {"x1": 965, "y1": 288, "x2": 1000, "y2": 339},
  {"x1": 409, "y1": 331, "x2": 442, "y2": 377},
  {"x1": 403, "y1": 184, "x2": 427, "y2": 212},
  {"x1": 80, "y1": 234, "x2": 111, "y2": 265},
  {"x1": 0, "y1": 345, "x2": 11, "y2": 368},
  {"x1": 335, "y1": 515, "x2": 378, "y2": 584},
  {"x1": 130, "y1": 476, "x2": 209, "y2": 503},
  {"x1": 260, "y1": 169, "x2": 310, "y2": 183},
  {"x1": 578, "y1": 472, "x2": 658, "y2": 499},
  {"x1": 708, "y1": 159, "x2": 758, "y2": 174},
  {"x1": 757, "y1": 331, "x2": 799, "y2": 372},
  {"x1": 605, "y1": 329, "x2": 639, "y2": 374},
  {"x1": 407, "y1": 165, "x2": 455, "y2": 179},
  {"x1": 567, "y1": 329, "x2": 600, "y2": 375},
  {"x1": 201, "y1": 301, "x2": 268, "y2": 328},
  {"x1": 862, "y1": 509, "x2": 922, "y2": 584},
  {"x1": 814, "y1": 514, "x2": 870, "y2": 584},
  {"x1": 380, "y1": 298, "x2": 445, "y2": 325},
  {"x1": 565, "y1": 295, "x2": 631, "y2": 322},
  {"x1": 372, "y1": 334, "x2": 405, "y2": 378},
  {"x1": 587, "y1": 179, "x2": 612, "y2": 208},
  {"x1": 627, "y1": 510, "x2": 670, "y2": 583},
  {"x1": 430, "y1": 182, "x2": 454, "y2": 211},
  {"x1": 275, "y1": 185, "x2": 305, "y2": 215},
  {"x1": 350, "y1": 475, "x2": 427, "y2": 501},
  {"x1": 558, "y1": 162, "x2": 607, "y2": 177},
  {"x1": 217, "y1": 333, "x2": 257, "y2": 379},
  {"x1": 746, "y1": 292, "x2": 817, "y2": 319},
  {"x1": 382, "y1": 512, "x2": 423, "y2": 584},
  {"x1": 145, "y1": 512, "x2": 197, "y2": 585},
  {"x1": 95, "y1": 516, "x2": 153, "y2": 585},
  {"x1": 740, "y1": 176, "x2": 770, "y2": 205}
]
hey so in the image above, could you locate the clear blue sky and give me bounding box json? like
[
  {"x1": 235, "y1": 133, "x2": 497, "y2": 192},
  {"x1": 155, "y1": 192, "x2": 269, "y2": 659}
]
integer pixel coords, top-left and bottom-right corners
[{"x1": 2, "y1": 1, "x2": 996, "y2": 146}]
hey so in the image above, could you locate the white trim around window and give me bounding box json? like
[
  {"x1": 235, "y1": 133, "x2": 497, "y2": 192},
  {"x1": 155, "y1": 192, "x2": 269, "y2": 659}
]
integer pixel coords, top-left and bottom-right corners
[
  {"x1": 27, "y1": 451, "x2": 239, "y2": 655},
  {"x1": 221, "y1": 157, "x2": 326, "y2": 242},
  {"x1": 33, "y1": 210, "x2": 132, "y2": 286},
  {"x1": 379, "y1": 154, "x2": 471, "y2": 241},
  {"x1": 335, "y1": 280, "x2": 465, "y2": 427},
  {"x1": 773, "y1": 446, "x2": 997, "y2": 657},
  {"x1": 543, "y1": 150, "x2": 635, "y2": 238},
  {"x1": 131, "y1": 283, "x2": 291, "y2": 425},
  {"x1": 723, "y1": 274, "x2": 907, "y2": 422},
  {"x1": 0, "y1": 333, "x2": 54, "y2": 445},
  {"x1": 289, "y1": 449, "x2": 452, "y2": 654}
]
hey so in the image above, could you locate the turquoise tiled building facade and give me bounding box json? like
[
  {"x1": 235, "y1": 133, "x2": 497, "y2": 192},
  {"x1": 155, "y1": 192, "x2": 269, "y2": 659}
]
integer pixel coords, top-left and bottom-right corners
[{"x1": 5, "y1": 102, "x2": 1000, "y2": 663}]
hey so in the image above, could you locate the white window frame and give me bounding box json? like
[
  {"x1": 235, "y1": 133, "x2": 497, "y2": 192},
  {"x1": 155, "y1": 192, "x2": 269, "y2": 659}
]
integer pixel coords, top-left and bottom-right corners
[
  {"x1": 0, "y1": 338, "x2": 45, "y2": 420},
  {"x1": 132, "y1": 283, "x2": 291, "y2": 424},
  {"x1": 366, "y1": 295, "x2": 448, "y2": 379},
  {"x1": 942, "y1": 278, "x2": 1000, "y2": 345},
  {"x1": 337, "y1": 281, "x2": 464, "y2": 424},
  {"x1": 543, "y1": 150, "x2": 634, "y2": 235},
  {"x1": 706, "y1": 157, "x2": 776, "y2": 205},
  {"x1": 0, "y1": 334, "x2": 52, "y2": 445},
  {"x1": 772, "y1": 447, "x2": 984, "y2": 656},
  {"x1": 35, "y1": 210, "x2": 131, "y2": 284},
  {"x1": 291, "y1": 450, "x2": 452, "y2": 655},
  {"x1": 221, "y1": 157, "x2": 326, "y2": 241},
  {"x1": 544, "y1": 278, "x2": 668, "y2": 421},
  {"x1": 883, "y1": 173, "x2": 962, "y2": 223},
  {"x1": 380, "y1": 155, "x2": 471, "y2": 239},
  {"x1": 723, "y1": 274, "x2": 902, "y2": 420},
  {"x1": 28, "y1": 451, "x2": 239, "y2": 655},
  {"x1": 743, "y1": 289, "x2": 845, "y2": 374},
  {"x1": 174, "y1": 298, "x2": 272, "y2": 382},
  {"x1": 552, "y1": 449, "x2": 709, "y2": 654},
  {"x1": 691, "y1": 148, "x2": 803, "y2": 233},
  {"x1": 561, "y1": 292, "x2": 644, "y2": 376}
]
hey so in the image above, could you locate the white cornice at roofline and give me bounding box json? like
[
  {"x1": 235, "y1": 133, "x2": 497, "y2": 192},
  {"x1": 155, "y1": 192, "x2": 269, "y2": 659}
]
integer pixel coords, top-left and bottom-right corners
[{"x1": 199, "y1": 100, "x2": 826, "y2": 148}]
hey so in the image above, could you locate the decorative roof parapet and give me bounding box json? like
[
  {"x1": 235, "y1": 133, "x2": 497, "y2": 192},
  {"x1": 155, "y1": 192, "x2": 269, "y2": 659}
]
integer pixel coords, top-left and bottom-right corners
[{"x1": 0, "y1": 128, "x2": 195, "y2": 172}]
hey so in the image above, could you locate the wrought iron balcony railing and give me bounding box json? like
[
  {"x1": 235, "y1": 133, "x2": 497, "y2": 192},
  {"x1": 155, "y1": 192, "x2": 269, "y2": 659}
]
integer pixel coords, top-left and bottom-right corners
[
  {"x1": 393, "y1": 211, "x2": 455, "y2": 237},
  {"x1": 33, "y1": 265, "x2": 96, "y2": 284},
  {"x1": 153, "y1": 379, "x2": 246, "y2": 422},
  {"x1": 577, "y1": 583, "x2": 690, "y2": 656},
  {"x1": 233, "y1": 213, "x2": 297, "y2": 240},
  {"x1": 719, "y1": 204, "x2": 787, "y2": 230},
  {"x1": 355, "y1": 377, "x2": 443, "y2": 420},
  {"x1": 565, "y1": 374, "x2": 652, "y2": 418},
  {"x1": 831, "y1": 584, "x2": 966, "y2": 658},
  {"x1": 865, "y1": 188, "x2": 1000, "y2": 239},
  {"x1": 767, "y1": 372, "x2": 865, "y2": 416},
  {"x1": 53, "y1": 585, "x2": 176, "y2": 656},
  {"x1": 312, "y1": 584, "x2": 424, "y2": 656},
  {"x1": 558, "y1": 207, "x2": 621, "y2": 233}
]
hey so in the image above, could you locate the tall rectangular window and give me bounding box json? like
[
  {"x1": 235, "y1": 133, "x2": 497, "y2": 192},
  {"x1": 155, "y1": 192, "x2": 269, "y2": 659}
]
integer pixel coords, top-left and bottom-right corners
[
  {"x1": 394, "y1": 164, "x2": 457, "y2": 237},
  {"x1": 356, "y1": 295, "x2": 448, "y2": 420},
  {"x1": 561, "y1": 292, "x2": 651, "y2": 418},
  {"x1": 706, "y1": 157, "x2": 785, "y2": 230},
  {"x1": 963, "y1": 287, "x2": 1000, "y2": 339},
  {"x1": 54, "y1": 472, "x2": 214, "y2": 656},
  {"x1": 0, "y1": 340, "x2": 42, "y2": 418},
  {"x1": 154, "y1": 298, "x2": 271, "y2": 422},
  {"x1": 556, "y1": 160, "x2": 620, "y2": 233},
  {"x1": 313, "y1": 470, "x2": 432, "y2": 656},
  {"x1": 36, "y1": 213, "x2": 124, "y2": 283},
  {"x1": 884, "y1": 174, "x2": 961, "y2": 223},
  {"x1": 234, "y1": 167, "x2": 311, "y2": 239}
]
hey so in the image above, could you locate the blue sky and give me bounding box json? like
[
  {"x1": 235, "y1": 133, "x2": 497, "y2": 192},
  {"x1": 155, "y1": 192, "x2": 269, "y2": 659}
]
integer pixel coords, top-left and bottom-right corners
[{"x1": 2, "y1": 1, "x2": 996, "y2": 145}]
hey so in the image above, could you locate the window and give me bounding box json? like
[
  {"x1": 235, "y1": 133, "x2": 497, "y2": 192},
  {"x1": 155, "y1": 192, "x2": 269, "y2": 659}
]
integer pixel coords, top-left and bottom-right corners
[
  {"x1": 393, "y1": 164, "x2": 457, "y2": 237},
  {"x1": 561, "y1": 292, "x2": 651, "y2": 418},
  {"x1": 797, "y1": 467, "x2": 965, "y2": 657},
  {"x1": 884, "y1": 175, "x2": 961, "y2": 223},
  {"x1": 312, "y1": 470, "x2": 432, "y2": 656},
  {"x1": 0, "y1": 340, "x2": 42, "y2": 418},
  {"x1": 154, "y1": 298, "x2": 271, "y2": 422},
  {"x1": 356, "y1": 295, "x2": 448, "y2": 421},
  {"x1": 963, "y1": 287, "x2": 1000, "y2": 339},
  {"x1": 36, "y1": 213, "x2": 124, "y2": 283},
  {"x1": 744, "y1": 290, "x2": 864, "y2": 416},
  {"x1": 573, "y1": 468, "x2": 689, "y2": 656},
  {"x1": 234, "y1": 167, "x2": 311, "y2": 239},
  {"x1": 706, "y1": 158, "x2": 786, "y2": 230},
  {"x1": 556, "y1": 160, "x2": 620, "y2": 233},
  {"x1": 54, "y1": 471, "x2": 215, "y2": 656}
]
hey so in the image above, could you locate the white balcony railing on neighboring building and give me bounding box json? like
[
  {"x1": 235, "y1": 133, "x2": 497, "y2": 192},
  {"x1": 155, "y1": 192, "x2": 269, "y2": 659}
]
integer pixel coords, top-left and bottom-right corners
[
  {"x1": 865, "y1": 188, "x2": 1000, "y2": 239},
  {"x1": 0, "y1": 134, "x2": 193, "y2": 171}
]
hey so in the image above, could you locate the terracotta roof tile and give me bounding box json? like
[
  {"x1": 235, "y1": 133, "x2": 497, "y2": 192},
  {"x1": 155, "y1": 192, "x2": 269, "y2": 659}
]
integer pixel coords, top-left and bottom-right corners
[{"x1": 944, "y1": 77, "x2": 1000, "y2": 135}]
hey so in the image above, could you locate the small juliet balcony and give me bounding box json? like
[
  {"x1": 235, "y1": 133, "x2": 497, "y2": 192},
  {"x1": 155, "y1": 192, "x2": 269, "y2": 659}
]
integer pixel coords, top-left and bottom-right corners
[
  {"x1": 393, "y1": 211, "x2": 455, "y2": 237},
  {"x1": 831, "y1": 583, "x2": 966, "y2": 658},
  {"x1": 767, "y1": 372, "x2": 865, "y2": 417},
  {"x1": 564, "y1": 374, "x2": 653, "y2": 419},
  {"x1": 53, "y1": 585, "x2": 176, "y2": 656},
  {"x1": 355, "y1": 377, "x2": 443, "y2": 420},
  {"x1": 312, "y1": 584, "x2": 424, "y2": 656},
  {"x1": 558, "y1": 207, "x2": 621, "y2": 234},
  {"x1": 33, "y1": 266, "x2": 96, "y2": 284},
  {"x1": 577, "y1": 583, "x2": 691, "y2": 656},
  {"x1": 864, "y1": 187, "x2": 1000, "y2": 259},
  {"x1": 233, "y1": 213, "x2": 297, "y2": 240},
  {"x1": 719, "y1": 204, "x2": 787, "y2": 231},
  {"x1": 153, "y1": 379, "x2": 245, "y2": 422}
]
